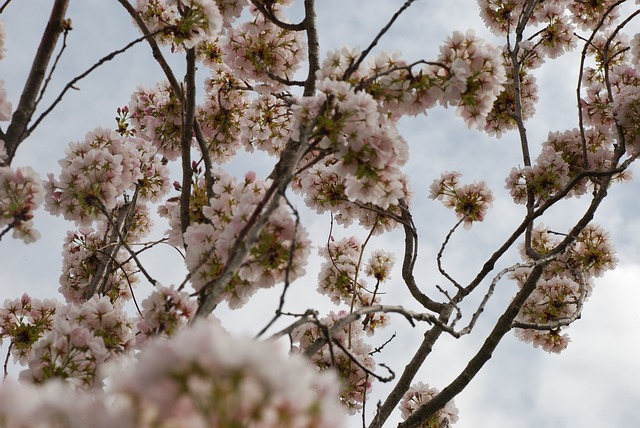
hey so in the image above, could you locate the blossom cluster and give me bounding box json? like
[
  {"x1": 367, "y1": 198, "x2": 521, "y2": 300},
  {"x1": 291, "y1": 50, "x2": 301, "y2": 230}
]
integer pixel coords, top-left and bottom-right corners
[
  {"x1": 0, "y1": 294, "x2": 58, "y2": 364},
  {"x1": 223, "y1": 8, "x2": 306, "y2": 88},
  {"x1": 58, "y1": 225, "x2": 139, "y2": 304},
  {"x1": 0, "y1": 294, "x2": 133, "y2": 388},
  {"x1": 114, "y1": 318, "x2": 345, "y2": 427},
  {"x1": 484, "y1": 49, "x2": 539, "y2": 137},
  {"x1": 0, "y1": 165, "x2": 43, "y2": 242},
  {"x1": 291, "y1": 311, "x2": 376, "y2": 414},
  {"x1": 128, "y1": 82, "x2": 185, "y2": 160},
  {"x1": 134, "y1": 284, "x2": 196, "y2": 345},
  {"x1": 327, "y1": 32, "x2": 507, "y2": 127},
  {"x1": 44, "y1": 127, "x2": 170, "y2": 226},
  {"x1": 136, "y1": 0, "x2": 223, "y2": 49},
  {"x1": 399, "y1": 381, "x2": 460, "y2": 427},
  {"x1": 290, "y1": 77, "x2": 412, "y2": 219},
  {"x1": 292, "y1": 156, "x2": 410, "y2": 234},
  {"x1": 477, "y1": 0, "x2": 616, "y2": 37},
  {"x1": 2, "y1": 0, "x2": 638, "y2": 426},
  {"x1": 197, "y1": 63, "x2": 249, "y2": 161},
  {"x1": 317, "y1": 237, "x2": 393, "y2": 316},
  {"x1": 505, "y1": 126, "x2": 627, "y2": 205},
  {"x1": 512, "y1": 223, "x2": 617, "y2": 353},
  {"x1": 429, "y1": 171, "x2": 494, "y2": 229},
  {"x1": 290, "y1": 238, "x2": 394, "y2": 412},
  {"x1": 182, "y1": 169, "x2": 310, "y2": 308},
  {"x1": 242, "y1": 92, "x2": 293, "y2": 155},
  {"x1": 0, "y1": 319, "x2": 346, "y2": 427}
]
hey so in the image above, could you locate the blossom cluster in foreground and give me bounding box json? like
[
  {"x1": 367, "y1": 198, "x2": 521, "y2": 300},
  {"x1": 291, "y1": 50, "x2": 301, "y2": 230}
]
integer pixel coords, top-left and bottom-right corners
[{"x1": 1, "y1": 319, "x2": 346, "y2": 427}]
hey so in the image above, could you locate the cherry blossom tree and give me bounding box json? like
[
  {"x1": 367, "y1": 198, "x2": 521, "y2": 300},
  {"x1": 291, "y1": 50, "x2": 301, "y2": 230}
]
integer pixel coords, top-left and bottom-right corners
[{"x1": 1, "y1": 0, "x2": 639, "y2": 426}]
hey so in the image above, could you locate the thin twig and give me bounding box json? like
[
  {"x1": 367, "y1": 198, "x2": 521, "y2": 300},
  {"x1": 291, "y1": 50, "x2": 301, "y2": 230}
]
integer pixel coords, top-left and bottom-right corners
[
  {"x1": 436, "y1": 219, "x2": 464, "y2": 291},
  {"x1": 33, "y1": 21, "x2": 71, "y2": 114},
  {"x1": 27, "y1": 30, "x2": 164, "y2": 140},
  {"x1": 344, "y1": 0, "x2": 418, "y2": 79}
]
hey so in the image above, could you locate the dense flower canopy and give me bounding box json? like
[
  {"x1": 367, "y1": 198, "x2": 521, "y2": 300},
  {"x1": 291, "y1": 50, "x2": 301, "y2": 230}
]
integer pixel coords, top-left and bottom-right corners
[{"x1": 1, "y1": 0, "x2": 639, "y2": 426}]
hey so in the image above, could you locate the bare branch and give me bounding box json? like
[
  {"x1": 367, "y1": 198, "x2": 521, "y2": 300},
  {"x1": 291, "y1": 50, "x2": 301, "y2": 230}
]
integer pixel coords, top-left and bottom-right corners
[
  {"x1": 436, "y1": 219, "x2": 464, "y2": 291},
  {"x1": 250, "y1": 0, "x2": 305, "y2": 31},
  {"x1": 3, "y1": 0, "x2": 69, "y2": 165},
  {"x1": 459, "y1": 254, "x2": 559, "y2": 336},
  {"x1": 115, "y1": 0, "x2": 183, "y2": 96},
  {"x1": 398, "y1": 199, "x2": 446, "y2": 312},
  {"x1": 26, "y1": 30, "x2": 161, "y2": 141},
  {"x1": 368, "y1": 306, "x2": 454, "y2": 428}
]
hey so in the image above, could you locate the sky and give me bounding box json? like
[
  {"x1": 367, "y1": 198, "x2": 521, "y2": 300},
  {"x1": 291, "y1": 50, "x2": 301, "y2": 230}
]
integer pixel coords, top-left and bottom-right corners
[{"x1": 1, "y1": 1, "x2": 640, "y2": 427}]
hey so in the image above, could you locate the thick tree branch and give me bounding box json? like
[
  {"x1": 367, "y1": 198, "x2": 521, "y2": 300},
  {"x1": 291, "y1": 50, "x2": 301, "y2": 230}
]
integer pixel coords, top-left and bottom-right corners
[
  {"x1": 3, "y1": 0, "x2": 69, "y2": 165},
  {"x1": 303, "y1": 0, "x2": 319, "y2": 96},
  {"x1": 116, "y1": 0, "x2": 183, "y2": 97},
  {"x1": 368, "y1": 307, "x2": 454, "y2": 428},
  {"x1": 398, "y1": 199, "x2": 445, "y2": 313},
  {"x1": 398, "y1": 263, "x2": 547, "y2": 428},
  {"x1": 179, "y1": 48, "x2": 197, "y2": 237}
]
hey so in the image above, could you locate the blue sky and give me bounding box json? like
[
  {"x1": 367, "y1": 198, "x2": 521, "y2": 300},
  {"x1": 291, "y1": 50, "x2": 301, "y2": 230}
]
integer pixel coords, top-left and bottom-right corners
[{"x1": 1, "y1": 1, "x2": 640, "y2": 427}]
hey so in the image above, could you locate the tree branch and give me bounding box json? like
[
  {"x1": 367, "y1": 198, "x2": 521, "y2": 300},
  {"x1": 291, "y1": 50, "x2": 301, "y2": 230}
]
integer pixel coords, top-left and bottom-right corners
[
  {"x1": 368, "y1": 307, "x2": 453, "y2": 428},
  {"x1": 398, "y1": 200, "x2": 445, "y2": 312},
  {"x1": 3, "y1": 0, "x2": 69, "y2": 165},
  {"x1": 398, "y1": 263, "x2": 547, "y2": 428},
  {"x1": 303, "y1": 0, "x2": 319, "y2": 96},
  {"x1": 179, "y1": 48, "x2": 197, "y2": 237}
]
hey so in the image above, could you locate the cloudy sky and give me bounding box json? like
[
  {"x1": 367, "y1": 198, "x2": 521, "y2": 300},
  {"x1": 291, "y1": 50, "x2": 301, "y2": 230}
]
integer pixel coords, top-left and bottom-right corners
[{"x1": 1, "y1": 1, "x2": 640, "y2": 427}]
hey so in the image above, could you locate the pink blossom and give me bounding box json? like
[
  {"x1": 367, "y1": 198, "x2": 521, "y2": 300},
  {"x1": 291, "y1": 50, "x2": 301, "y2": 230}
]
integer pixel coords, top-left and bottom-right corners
[
  {"x1": 222, "y1": 10, "x2": 306, "y2": 88},
  {"x1": 45, "y1": 128, "x2": 170, "y2": 226},
  {"x1": 0, "y1": 380, "x2": 124, "y2": 428},
  {"x1": 431, "y1": 171, "x2": 493, "y2": 228},
  {"x1": 197, "y1": 63, "x2": 248, "y2": 162},
  {"x1": 129, "y1": 82, "x2": 185, "y2": 160},
  {"x1": 568, "y1": 0, "x2": 620, "y2": 31},
  {"x1": 365, "y1": 249, "x2": 395, "y2": 282},
  {"x1": 111, "y1": 318, "x2": 345, "y2": 427},
  {"x1": 215, "y1": 0, "x2": 249, "y2": 28},
  {"x1": 183, "y1": 169, "x2": 310, "y2": 308},
  {"x1": 399, "y1": 381, "x2": 459, "y2": 426},
  {"x1": 134, "y1": 284, "x2": 197, "y2": 346},
  {"x1": 242, "y1": 92, "x2": 294, "y2": 154},
  {"x1": 0, "y1": 165, "x2": 44, "y2": 243},
  {"x1": 136, "y1": 0, "x2": 223, "y2": 49},
  {"x1": 291, "y1": 311, "x2": 376, "y2": 414}
]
